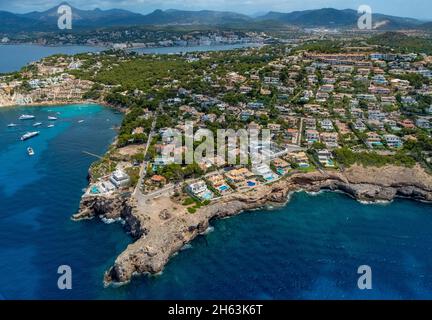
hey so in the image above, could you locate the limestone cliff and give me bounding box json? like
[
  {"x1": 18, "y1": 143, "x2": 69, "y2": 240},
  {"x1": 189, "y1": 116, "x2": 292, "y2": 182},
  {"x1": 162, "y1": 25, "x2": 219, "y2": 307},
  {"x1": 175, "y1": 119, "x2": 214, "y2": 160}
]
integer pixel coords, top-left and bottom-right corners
[{"x1": 74, "y1": 165, "x2": 432, "y2": 285}]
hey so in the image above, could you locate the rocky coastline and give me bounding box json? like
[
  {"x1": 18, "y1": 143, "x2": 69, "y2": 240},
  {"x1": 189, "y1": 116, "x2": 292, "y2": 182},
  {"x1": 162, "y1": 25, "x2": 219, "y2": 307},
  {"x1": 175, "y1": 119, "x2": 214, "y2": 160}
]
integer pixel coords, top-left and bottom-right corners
[{"x1": 72, "y1": 164, "x2": 432, "y2": 285}]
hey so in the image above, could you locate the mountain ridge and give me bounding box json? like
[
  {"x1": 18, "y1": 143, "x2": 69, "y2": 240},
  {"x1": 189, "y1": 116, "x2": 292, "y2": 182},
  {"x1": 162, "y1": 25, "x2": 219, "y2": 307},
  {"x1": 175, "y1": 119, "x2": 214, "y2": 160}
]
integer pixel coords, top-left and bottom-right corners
[
  {"x1": 0, "y1": 3, "x2": 430, "y2": 33},
  {"x1": 256, "y1": 8, "x2": 425, "y2": 29}
]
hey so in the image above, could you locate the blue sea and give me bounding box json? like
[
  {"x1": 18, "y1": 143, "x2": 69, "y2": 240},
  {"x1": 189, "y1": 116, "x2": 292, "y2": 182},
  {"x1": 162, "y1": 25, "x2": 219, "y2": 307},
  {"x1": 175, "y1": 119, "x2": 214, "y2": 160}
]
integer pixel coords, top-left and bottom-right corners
[
  {"x1": 130, "y1": 43, "x2": 262, "y2": 55},
  {"x1": 1, "y1": 104, "x2": 432, "y2": 299}
]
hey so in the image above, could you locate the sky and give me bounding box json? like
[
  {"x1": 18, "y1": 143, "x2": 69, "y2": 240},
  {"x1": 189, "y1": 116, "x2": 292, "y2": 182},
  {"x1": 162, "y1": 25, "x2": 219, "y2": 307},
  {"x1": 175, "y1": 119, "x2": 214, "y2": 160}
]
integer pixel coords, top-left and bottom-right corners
[{"x1": 0, "y1": 0, "x2": 431, "y2": 20}]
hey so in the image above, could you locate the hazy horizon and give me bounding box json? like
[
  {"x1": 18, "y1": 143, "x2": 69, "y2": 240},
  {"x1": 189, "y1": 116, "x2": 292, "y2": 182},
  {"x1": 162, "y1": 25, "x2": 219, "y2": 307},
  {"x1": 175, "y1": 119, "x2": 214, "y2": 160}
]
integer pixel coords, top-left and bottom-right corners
[{"x1": 0, "y1": 0, "x2": 431, "y2": 21}]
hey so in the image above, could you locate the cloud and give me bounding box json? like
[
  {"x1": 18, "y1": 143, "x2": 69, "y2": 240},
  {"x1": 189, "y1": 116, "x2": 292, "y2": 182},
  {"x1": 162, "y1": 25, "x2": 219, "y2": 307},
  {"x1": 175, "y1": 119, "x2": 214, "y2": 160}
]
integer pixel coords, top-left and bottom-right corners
[{"x1": 0, "y1": 0, "x2": 430, "y2": 19}]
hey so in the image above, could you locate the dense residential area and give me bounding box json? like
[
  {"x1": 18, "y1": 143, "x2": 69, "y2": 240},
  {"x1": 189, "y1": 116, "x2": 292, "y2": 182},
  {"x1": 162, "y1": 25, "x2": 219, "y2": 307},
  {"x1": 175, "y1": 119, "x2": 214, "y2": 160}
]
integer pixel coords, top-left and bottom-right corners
[{"x1": 2, "y1": 35, "x2": 432, "y2": 206}]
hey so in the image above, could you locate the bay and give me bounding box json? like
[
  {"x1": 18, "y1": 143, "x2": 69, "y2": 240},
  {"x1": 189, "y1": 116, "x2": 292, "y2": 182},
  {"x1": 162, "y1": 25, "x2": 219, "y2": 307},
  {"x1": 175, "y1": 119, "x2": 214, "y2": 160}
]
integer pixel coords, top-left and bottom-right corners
[{"x1": 1, "y1": 104, "x2": 432, "y2": 299}]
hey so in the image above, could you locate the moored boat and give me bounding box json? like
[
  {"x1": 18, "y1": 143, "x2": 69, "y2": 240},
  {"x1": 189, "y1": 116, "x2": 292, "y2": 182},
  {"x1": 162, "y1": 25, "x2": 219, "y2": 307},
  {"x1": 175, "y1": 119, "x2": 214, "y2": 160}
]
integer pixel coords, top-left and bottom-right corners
[
  {"x1": 19, "y1": 114, "x2": 35, "y2": 120},
  {"x1": 33, "y1": 122, "x2": 42, "y2": 127},
  {"x1": 21, "y1": 131, "x2": 39, "y2": 141},
  {"x1": 27, "y1": 147, "x2": 35, "y2": 156}
]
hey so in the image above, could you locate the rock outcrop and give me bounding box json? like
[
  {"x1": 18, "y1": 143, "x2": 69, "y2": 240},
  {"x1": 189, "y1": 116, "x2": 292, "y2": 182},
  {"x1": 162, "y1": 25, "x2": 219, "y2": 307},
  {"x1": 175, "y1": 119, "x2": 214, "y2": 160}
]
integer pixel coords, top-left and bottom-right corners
[
  {"x1": 72, "y1": 195, "x2": 126, "y2": 220},
  {"x1": 74, "y1": 164, "x2": 432, "y2": 285},
  {"x1": 291, "y1": 164, "x2": 432, "y2": 202},
  {"x1": 72, "y1": 195, "x2": 145, "y2": 239}
]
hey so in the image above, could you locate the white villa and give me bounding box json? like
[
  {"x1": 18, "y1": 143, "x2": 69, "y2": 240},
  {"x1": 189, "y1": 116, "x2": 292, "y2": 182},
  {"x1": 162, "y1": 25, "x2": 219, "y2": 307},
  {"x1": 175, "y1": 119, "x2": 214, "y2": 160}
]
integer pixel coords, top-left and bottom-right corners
[
  {"x1": 187, "y1": 181, "x2": 213, "y2": 201},
  {"x1": 110, "y1": 170, "x2": 131, "y2": 188}
]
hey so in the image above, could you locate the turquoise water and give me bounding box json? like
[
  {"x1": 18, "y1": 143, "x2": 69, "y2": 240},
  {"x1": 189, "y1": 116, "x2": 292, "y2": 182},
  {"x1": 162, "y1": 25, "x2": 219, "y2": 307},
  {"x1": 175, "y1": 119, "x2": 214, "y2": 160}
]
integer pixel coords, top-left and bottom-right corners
[
  {"x1": 1, "y1": 104, "x2": 432, "y2": 299},
  {"x1": 0, "y1": 104, "x2": 130, "y2": 299}
]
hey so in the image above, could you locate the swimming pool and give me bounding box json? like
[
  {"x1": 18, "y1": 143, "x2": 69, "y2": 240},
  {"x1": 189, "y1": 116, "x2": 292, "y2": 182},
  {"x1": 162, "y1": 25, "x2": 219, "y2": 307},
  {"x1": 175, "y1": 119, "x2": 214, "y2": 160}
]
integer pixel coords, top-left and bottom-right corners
[
  {"x1": 371, "y1": 142, "x2": 383, "y2": 147},
  {"x1": 90, "y1": 185, "x2": 100, "y2": 194},
  {"x1": 264, "y1": 175, "x2": 275, "y2": 181},
  {"x1": 218, "y1": 185, "x2": 230, "y2": 192},
  {"x1": 276, "y1": 168, "x2": 285, "y2": 175},
  {"x1": 201, "y1": 191, "x2": 213, "y2": 200},
  {"x1": 247, "y1": 181, "x2": 256, "y2": 187}
]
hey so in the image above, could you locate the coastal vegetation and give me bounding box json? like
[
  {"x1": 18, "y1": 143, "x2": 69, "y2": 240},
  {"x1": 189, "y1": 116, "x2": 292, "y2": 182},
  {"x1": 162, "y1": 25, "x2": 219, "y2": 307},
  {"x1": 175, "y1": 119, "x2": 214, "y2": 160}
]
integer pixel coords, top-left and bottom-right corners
[
  {"x1": 368, "y1": 32, "x2": 432, "y2": 55},
  {"x1": 182, "y1": 197, "x2": 211, "y2": 214},
  {"x1": 333, "y1": 147, "x2": 416, "y2": 168},
  {"x1": 294, "y1": 40, "x2": 344, "y2": 53},
  {"x1": 125, "y1": 167, "x2": 140, "y2": 187},
  {"x1": 89, "y1": 153, "x2": 118, "y2": 180}
]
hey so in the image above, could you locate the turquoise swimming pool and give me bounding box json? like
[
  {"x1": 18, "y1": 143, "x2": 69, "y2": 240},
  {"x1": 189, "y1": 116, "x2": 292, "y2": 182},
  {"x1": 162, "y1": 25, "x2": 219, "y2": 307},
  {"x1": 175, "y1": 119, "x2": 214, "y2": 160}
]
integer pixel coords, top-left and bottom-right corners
[
  {"x1": 201, "y1": 191, "x2": 213, "y2": 200},
  {"x1": 264, "y1": 175, "x2": 275, "y2": 181},
  {"x1": 90, "y1": 186, "x2": 100, "y2": 194},
  {"x1": 218, "y1": 185, "x2": 230, "y2": 192}
]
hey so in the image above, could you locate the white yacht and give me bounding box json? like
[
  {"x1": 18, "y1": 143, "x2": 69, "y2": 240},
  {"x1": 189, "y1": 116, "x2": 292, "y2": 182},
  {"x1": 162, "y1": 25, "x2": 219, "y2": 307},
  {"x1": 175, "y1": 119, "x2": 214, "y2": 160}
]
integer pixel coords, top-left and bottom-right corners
[
  {"x1": 33, "y1": 122, "x2": 42, "y2": 127},
  {"x1": 7, "y1": 123, "x2": 18, "y2": 127},
  {"x1": 21, "y1": 131, "x2": 39, "y2": 141},
  {"x1": 19, "y1": 114, "x2": 35, "y2": 120},
  {"x1": 48, "y1": 116, "x2": 58, "y2": 121},
  {"x1": 27, "y1": 147, "x2": 35, "y2": 156}
]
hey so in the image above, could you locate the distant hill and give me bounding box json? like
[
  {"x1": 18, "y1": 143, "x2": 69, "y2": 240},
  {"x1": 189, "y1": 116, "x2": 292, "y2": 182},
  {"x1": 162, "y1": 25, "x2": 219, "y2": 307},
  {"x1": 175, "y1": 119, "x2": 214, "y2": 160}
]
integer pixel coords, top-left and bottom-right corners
[
  {"x1": 0, "y1": 10, "x2": 53, "y2": 32},
  {"x1": 419, "y1": 21, "x2": 432, "y2": 30},
  {"x1": 368, "y1": 32, "x2": 432, "y2": 54},
  {"x1": 258, "y1": 8, "x2": 357, "y2": 27},
  {"x1": 142, "y1": 9, "x2": 252, "y2": 25},
  {"x1": 257, "y1": 8, "x2": 424, "y2": 29},
  {"x1": 17, "y1": 5, "x2": 252, "y2": 28},
  {"x1": 0, "y1": 3, "x2": 252, "y2": 32},
  {"x1": 20, "y1": 5, "x2": 145, "y2": 28},
  {"x1": 0, "y1": 3, "x2": 428, "y2": 34}
]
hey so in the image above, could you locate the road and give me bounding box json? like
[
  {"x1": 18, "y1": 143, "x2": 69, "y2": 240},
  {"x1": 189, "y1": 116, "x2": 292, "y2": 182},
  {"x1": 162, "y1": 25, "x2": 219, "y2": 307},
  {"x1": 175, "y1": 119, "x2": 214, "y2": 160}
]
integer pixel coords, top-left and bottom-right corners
[
  {"x1": 297, "y1": 117, "x2": 304, "y2": 146},
  {"x1": 132, "y1": 117, "x2": 157, "y2": 203},
  {"x1": 284, "y1": 144, "x2": 305, "y2": 153}
]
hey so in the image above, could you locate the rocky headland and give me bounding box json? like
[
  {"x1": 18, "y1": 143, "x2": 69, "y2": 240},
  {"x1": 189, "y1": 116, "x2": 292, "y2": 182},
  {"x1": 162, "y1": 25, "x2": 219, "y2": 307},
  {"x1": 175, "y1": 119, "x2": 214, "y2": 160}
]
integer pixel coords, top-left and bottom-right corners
[{"x1": 72, "y1": 164, "x2": 432, "y2": 285}]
